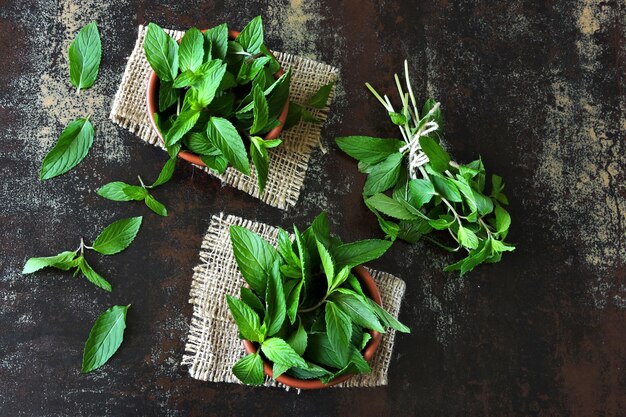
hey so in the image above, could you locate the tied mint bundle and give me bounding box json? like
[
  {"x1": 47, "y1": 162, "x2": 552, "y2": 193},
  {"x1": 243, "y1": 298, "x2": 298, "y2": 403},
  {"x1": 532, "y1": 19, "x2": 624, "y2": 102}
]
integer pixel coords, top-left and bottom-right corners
[{"x1": 336, "y1": 61, "x2": 515, "y2": 276}]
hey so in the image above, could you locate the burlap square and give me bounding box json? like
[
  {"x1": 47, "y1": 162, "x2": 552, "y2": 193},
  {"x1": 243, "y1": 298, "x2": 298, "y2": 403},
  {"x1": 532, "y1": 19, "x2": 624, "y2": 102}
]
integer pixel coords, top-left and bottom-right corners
[
  {"x1": 110, "y1": 25, "x2": 339, "y2": 210},
  {"x1": 181, "y1": 214, "x2": 407, "y2": 389}
]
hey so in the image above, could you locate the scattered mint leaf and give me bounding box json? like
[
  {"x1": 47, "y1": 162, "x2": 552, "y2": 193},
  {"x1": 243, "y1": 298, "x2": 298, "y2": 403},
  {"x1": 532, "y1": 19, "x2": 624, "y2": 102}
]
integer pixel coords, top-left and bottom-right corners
[
  {"x1": 77, "y1": 257, "x2": 112, "y2": 292},
  {"x1": 22, "y1": 251, "x2": 77, "y2": 274},
  {"x1": 82, "y1": 305, "x2": 129, "y2": 373},
  {"x1": 68, "y1": 22, "x2": 102, "y2": 93},
  {"x1": 151, "y1": 157, "x2": 176, "y2": 187},
  {"x1": 97, "y1": 182, "x2": 146, "y2": 202},
  {"x1": 40, "y1": 118, "x2": 94, "y2": 180},
  {"x1": 144, "y1": 194, "x2": 168, "y2": 216},
  {"x1": 92, "y1": 217, "x2": 143, "y2": 255}
]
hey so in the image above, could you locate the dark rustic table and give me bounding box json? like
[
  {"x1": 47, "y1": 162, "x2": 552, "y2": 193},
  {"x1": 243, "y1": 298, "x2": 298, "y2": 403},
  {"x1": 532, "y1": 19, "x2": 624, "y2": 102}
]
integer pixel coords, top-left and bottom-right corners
[{"x1": 1, "y1": 1, "x2": 624, "y2": 416}]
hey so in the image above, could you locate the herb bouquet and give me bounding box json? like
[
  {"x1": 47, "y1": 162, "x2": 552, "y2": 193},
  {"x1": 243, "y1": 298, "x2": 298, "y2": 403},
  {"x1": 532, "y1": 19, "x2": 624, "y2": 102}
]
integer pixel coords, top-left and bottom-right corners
[
  {"x1": 336, "y1": 61, "x2": 515, "y2": 276},
  {"x1": 227, "y1": 213, "x2": 409, "y2": 388},
  {"x1": 144, "y1": 16, "x2": 332, "y2": 193}
]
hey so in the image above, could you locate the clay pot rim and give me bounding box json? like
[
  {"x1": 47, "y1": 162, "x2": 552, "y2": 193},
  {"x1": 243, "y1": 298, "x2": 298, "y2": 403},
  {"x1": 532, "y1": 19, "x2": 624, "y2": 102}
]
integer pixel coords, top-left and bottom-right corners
[
  {"x1": 146, "y1": 28, "x2": 289, "y2": 168},
  {"x1": 242, "y1": 265, "x2": 383, "y2": 390}
]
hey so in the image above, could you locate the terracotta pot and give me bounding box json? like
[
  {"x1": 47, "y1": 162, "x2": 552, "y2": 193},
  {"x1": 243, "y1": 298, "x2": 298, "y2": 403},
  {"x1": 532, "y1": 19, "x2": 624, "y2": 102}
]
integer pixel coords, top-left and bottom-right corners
[
  {"x1": 146, "y1": 29, "x2": 290, "y2": 167},
  {"x1": 242, "y1": 265, "x2": 383, "y2": 390}
]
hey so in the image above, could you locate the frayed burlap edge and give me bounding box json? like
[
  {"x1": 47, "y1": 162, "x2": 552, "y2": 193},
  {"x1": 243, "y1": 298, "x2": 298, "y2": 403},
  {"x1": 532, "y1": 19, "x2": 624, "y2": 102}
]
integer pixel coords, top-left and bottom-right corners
[
  {"x1": 110, "y1": 25, "x2": 339, "y2": 210},
  {"x1": 181, "y1": 213, "x2": 407, "y2": 389}
]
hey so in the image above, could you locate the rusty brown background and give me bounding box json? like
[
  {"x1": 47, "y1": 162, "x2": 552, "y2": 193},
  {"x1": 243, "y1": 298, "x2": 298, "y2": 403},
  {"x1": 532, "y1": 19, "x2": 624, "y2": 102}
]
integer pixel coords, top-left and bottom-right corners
[{"x1": 1, "y1": 0, "x2": 625, "y2": 416}]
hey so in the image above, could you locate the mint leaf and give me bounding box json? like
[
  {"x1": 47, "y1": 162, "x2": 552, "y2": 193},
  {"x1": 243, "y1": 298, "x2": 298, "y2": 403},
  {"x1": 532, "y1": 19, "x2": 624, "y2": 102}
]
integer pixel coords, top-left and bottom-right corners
[
  {"x1": 286, "y1": 319, "x2": 308, "y2": 356},
  {"x1": 92, "y1": 217, "x2": 142, "y2": 255},
  {"x1": 306, "y1": 333, "x2": 346, "y2": 369},
  {"x1": 205, "y1": 23, "x2": 228, "y2": 60},
  {"x1": 286, "y1": 279, "x2": 303, "y2": 324},
  {"x1": 195, "y1": 60, "x2": 227, "y2": 106},
  {"x1": 408, "y1": 178, "x2": 436, "y2": 208},
  {"x1": 366, "y1": 298, "x2": 410, "y2": 333},
  {"x1": 144, "y1": 194, "x2": 168, "y2": 216},
  {"x1": 331, "y1": 239, "x2": 392, "y2": 269},
  {"x1": 495, "y1": 204, "x2": 511, "y2": 237},
  {"x1": 316, "y1": 239, "x2": 335, "y2": 291},
  {"x1": 164, "y1": 109, "x2": 200, "y2": 147},
  {"x1": 261, "y1": 337, "x2": 307, "y2": 369},
  {"x1": 97, "y1": 182, "x2": 146, "y2": 201},
  {"x1": 336, "y1": 136, "x2": 404, "y2": 165},
  {"x1": 264, "y1": 261, "x2": 286, "y2": 336},
  {"x1": 365, "y1": 193, "x2": 418, "y2": 221},
  {"x1": 325, "y1": 301, "x2": 352, "y2": 364},
  {"x1": 457, "y1": 226, "x2": 479, "y2": 250},
  {"x1": 250, "y1": 84, "x2": 269, "y2": 134},
  {"x1": 236, "y1": 16, "x2": 263, "y2": 54},
  {"x1": 265, "y1": 69, "x2": 291, "y2": 119},
  {"x1": 82, "y1": 305, "x2": 129, "y2": 373},
  {"x1": 22, "y1": 251, "x2": 77, "y2": 274},
  {"x1": 237, "y1": 56, "x2": 270, "y2": 84},
  {"x1": 151, "y1": 157, "x2": 176, "y2": 187},
  {"x1": 178, "y1": 27, "x2": 203, "y2": 72},
  {"x1": 200, "y1": 154, "x2": 229, "y2": 174},
  {"x1": 229, "y1": 225, "x2": 279, "y2": 295},
  {"x1": 250, "y1": 136, "x2": 269, "y2": 193},
  {"x1": 419, "y1": 136, "x2": 450, "y2": 173},
  {"x1": 431, "y1": 175, "x2": 462, "y2": 202},
  {"x1": 207, "y1": 117, "x2": 250, "y2": 175},
  {"x1": 183, "y1": 132, "x2": 220, "y2": 156},
  {"x1": 158, "y1": 80, "x2": 178, "y2": 112},
  {"x1": 40, "y1": 118, "x2": 94, "y2": 180},
  {"x1": 144, "y1": 23, "x2": 178, "y2": 82},
  {"x1": 307, "y1": 82, "x2": 334, "y2": 108},
  {"x1": 363, "y1": 153, "x2": 403, "y2": 195},
  {"x1": 232, "y1": 353, "x2": 265, "y2": 385},
  {"x1": 68, "y1": 22, "x2": 101, "y2": 92},
  {"x1": 226, "y1": 295, "x2": 263, "y2": 342},
  {"x1": 78, "y1": 257, "x2": 112, "y2": 292},
  {"x1": 328, "y1": 289, "x2": 384, "y2": 333},
  {"x1": 240, "y1": 287, "x2": 264, "y2": 314},
  {"x1": 389, "y1": 112, "x2": 407, "y2": 125}
]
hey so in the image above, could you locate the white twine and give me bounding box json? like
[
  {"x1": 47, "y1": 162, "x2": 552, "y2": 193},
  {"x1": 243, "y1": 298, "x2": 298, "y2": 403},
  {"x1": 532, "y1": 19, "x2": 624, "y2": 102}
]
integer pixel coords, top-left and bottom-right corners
[{"x1": 398, "y1": 102, "x2": 441, "y2": 179}]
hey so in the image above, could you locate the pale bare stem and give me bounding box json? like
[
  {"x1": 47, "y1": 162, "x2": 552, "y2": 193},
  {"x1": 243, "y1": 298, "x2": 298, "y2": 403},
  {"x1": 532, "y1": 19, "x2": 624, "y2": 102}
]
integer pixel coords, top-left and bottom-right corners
[
  {"x1": 479, "y1": 217, "x2": 494, "y2": 238},
  {"x1": 404, "y1": 60, "x2": 419, "y2": 119},
  {"x1": 365, "y1": 83, "x2": 389, "y2": 109},
  {"x1": 176, "y1": 96, "x2": 180, "y2": 116},
  {"x1": 419, "y1": 166, "x2": 430, "y2": 181},
  {"x1": 77, "y1": 237, "x2": 86, "y2": 255},
  {"x1": 137, "y1": 175, "x2": 146, "y2": 188},
  {"x1": 394, "y1": 73, "x2": 405, "y2": 105},
  {"x1": 297, "y1": 295, "x2": 328, "y2": 313},
  {"x1": 450, "y1": 161, "x2": 460, "y2": 169},
  {"x1": 384, "y1": 94, "x2": 394, "y2": 112},
  {"x1": 441, "y1": 197, "x2": 463, "y2": 228}
]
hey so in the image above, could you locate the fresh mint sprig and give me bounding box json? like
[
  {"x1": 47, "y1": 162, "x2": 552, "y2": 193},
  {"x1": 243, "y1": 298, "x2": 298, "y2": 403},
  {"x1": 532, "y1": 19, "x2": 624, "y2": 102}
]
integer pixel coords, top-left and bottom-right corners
[
  {"x1": 335, "y1": 60, "x2": 515, "y2": 276},
  {"x1": 22, "y1": 217, "x2": 143, "y2": 292}
]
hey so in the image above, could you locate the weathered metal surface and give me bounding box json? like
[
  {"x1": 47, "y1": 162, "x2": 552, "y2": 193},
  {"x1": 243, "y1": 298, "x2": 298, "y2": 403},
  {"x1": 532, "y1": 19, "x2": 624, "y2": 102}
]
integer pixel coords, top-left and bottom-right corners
[{"x1": 0, "y1": 0, "x2": 624, "y2": 415}]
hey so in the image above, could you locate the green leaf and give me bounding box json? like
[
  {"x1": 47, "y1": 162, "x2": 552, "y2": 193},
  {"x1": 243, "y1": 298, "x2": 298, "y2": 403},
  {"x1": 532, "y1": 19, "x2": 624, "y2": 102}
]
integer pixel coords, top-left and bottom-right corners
[
  {"x1": 97, "y1": 182, "x2": 144, "y2": 201},
  {"x1": 237, "y1": 56, "x2": 270, "y2": 84},
  {"x1": 236, "y1": 16, "x2": 264, "y2": 54},
  {"x1": 205, "y1": 23, "x2": 228, "y2": 60},
  {"x1": 68, "y1": 22, "x2": 101, "y2": 92},
  {"x1": 316, "y1": 239, "x2": 335, "y2": 291},
  {"x1": 473, "y1": 189, "x2": 494, "y2": 215},
  {"x1": 332, "y1": 239, "x2": 392, "y2": 269},
  {"x1": 158, "y1": 81, "x2": 178, "y2": 112},
  {"x1": 495, "y1": 204, "x2": 511, "y2": 237},
  {"x1": 240, "y1": 287, "x2": 265, "y2": 314},
  {"x1": 328, "y1": 289, "x2": 385, "y2": 333},
  {"x1": 250, "y1": 84, "x2": 269, "y2": 134},
  {"x1": 293, "y1": 226, "x2": 311, "y2": 284},
  {"x1": 40, "y1": 118, "x2": 94, "y2": 180},
  {"x1": 194, "y1": 60, "x2": 227, "y2": 106},
  {"x1": 183, "y1": 132, "x2": 219, "y2": 156},
  {"x1": 325, "y1": 301, "x2": 352, "y2": 364},
  {"x1": 82, "y1": 305, "x2": 129, "y2": 373},
  {"x1": 422, "y1": 98, "x2": 443, "y2": 128},
  {"x1": 420, "y1": 136, "x2": 450, "y2": 173},
  {"x1": 335, "y1": 136, "x2": 404, "y2": 165},
  {"x1": 201, "y1": 154, "x2": 229, "y2": 174},
  {"x1": 152, "y1": 157, "x2": 176, "y2": 187},
  {"x1": 164, "y1": 109, "x2": 200, "y2": 147},
  {"x1": 144, "y1": 194, "x2": 168, "y2": 216},
  {"x1": 144, "y1": 23, "x2": 178, "y2": 82},
  {"x1": 286, "y1": 319, "x2": 308, "y2": 356},
  {"x1": 250, "y1": 137, "x2": 269, "y2": 193},
  {"x1": 172, "y1": 70, "x2": 199, "y2": 88},
  {"x1": 305, "y1": 333, "x2": 346, "y2": 369},
  {"x1": 365, "y1": 298, "x2": 410, "y2": 333},
  {"x1": 92, "y1": 217, "x2": 142, "y2": 255},
  {"x1": 365, "y1": 193, "x2": 418, "y2": 221},
  {"x1": 229, "y1": 225, "x2": 279, "y2": 295},
  {"x1": 288, "y1": 362, "x2": 331, "y2": 380},
  {"x1": 178, "y1": 27, "x2": 204, "y2": 72},
  {"x1": 452, "y1": 177, "x2": 478, "y2": 214},
  {"x1": 286, "y1": 279, "x2": 303, "y2": 324},
  {"x1": 458, "y1": 226, "x2": 479, "y2": 250},
  {"x1": 265, "y1": 68, "x2": 292, "y2": 119},
  {"x1": 431, "y1": 175, "x2": 462, "y2": 202},
  {"x1": 307, "y1": 82, "x2": 334, "y2": 108},
  {"x1": 389, "y1": 112, "x2": 407, "y2": 125},
  {"x1": 261, "y1": 337, "x2": 307, "y2": 368},
  {"x1": 22, "y1": 251, "x2": 77, "y2": 274},
  {"x1": 408, "y1": 178, "x2": 436, "y2": 208},
  {"x1": 264, "y1": 261, "x2": 286, "y2": 336},
  {"x1": 78, "y1": 257, "x2": 112, "y2": 292},
  {"x1": 226, "y1": 295, "x2": 263, "y2": 342},
  {"x1": 232, "y1": 353, "x2": 265, "y2": 385},
  {"x1": 207, "y1": 117, "x2": 250, "y2": 175},
  {"x1": 363, "y1": 153, "x2": 404, "y2": 196}
]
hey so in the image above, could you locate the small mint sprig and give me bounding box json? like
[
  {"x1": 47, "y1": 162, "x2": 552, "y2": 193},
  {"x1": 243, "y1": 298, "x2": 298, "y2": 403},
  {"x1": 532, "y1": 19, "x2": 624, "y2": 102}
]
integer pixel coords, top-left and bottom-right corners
[
  {"x1": 97, "y1": 157, "x2": 175, "y2": 216},
  {"x1": 22, "y1": 217, "x2": 143, "y2": 292}
]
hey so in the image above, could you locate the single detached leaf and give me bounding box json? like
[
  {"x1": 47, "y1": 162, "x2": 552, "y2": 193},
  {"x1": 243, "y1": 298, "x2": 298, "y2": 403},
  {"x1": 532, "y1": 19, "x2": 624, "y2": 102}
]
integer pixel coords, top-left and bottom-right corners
[
  {"x1": 250, "y1": 84, "x2": 269, "y2": 134},
  {"x1": 92, "y1": 217, "x2": 142, "y2": 255},
  {"x1": 22, "y1": 251, "x2": 77, "y2": 274},
  {"x1": 78, "y1": 257, "x2": 112, "y2": 292},
  {"x1": 325, "y1": 301, "x2": 352, "y2": 364},
  {"x1": 144, "y1": 194, "x2": 168, "y2": 216},
  {"x1": 97, "y1": 182, "x2": 146, "y2": 202},
  {"x1": 152, "y1": 157, "x2": 176, "y2": 187},
  {"x1": 226, "y1": 295, "x2": 263, "y2": 342},
  {"x1": 232, "y1": 353, "x2": 265, "y2": 385},
  {"x1": 68, "y1": 22, "x2": 102, "y2": 92},
  {"x1": 229, "y1": 225, "x2": 279, "y2": 295},
  {"x1": 335, "y1": 136, "x2": 404, "y2": 165},
  {"x1": 144, "y1": 23, "x2": 178, "y2": 82},
  {"x1": 82, "y1": 305, "x2": 129, "y2": 373},
  {"x1": 307, "y1": 82, "x2": 334, "y2": 108},
  {"x1": 40, "y1": 118, "x2": 94, "y2": 180},
  {"x1": 363, "y1": 153, "x2": 404, "y2": 196},
  {"x1": 261, "y1": 337, "x2": 307, "y2": 369},
  {"x1": 332, "y1": 239, "x2": 392, "y2": 269},
  {"x1": 207, "y1": 117, "x2": 250, "y2": 175},
  {"x1": 236, "y1": 16, "x2": 264, "y2": 54},
  {"x1": 420, "y1": 136, "x2": 450, "y2": 173},
  {"x1": 179, "y1": 27, "x2": 204, "y2": 72}
]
